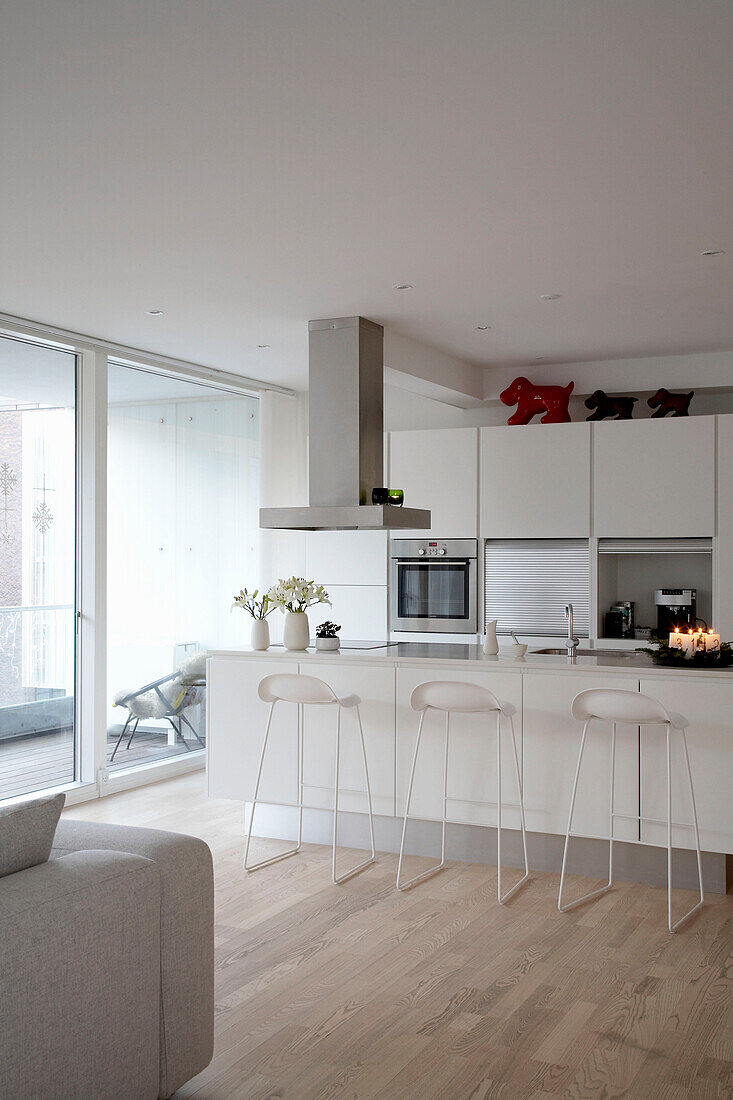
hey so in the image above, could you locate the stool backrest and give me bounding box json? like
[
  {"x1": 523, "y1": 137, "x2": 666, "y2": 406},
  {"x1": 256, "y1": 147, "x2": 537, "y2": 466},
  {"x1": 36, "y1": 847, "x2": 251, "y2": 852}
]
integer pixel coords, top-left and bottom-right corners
[
  {"x1": 258, "y1": 673, "x2": 337, "y2": 705},
  {"x1": 410, "y1": 680, "x2": 501, "y2": 714},
  {"x1": 571, "y1": 687, "x2": 671, "y2": 726}
]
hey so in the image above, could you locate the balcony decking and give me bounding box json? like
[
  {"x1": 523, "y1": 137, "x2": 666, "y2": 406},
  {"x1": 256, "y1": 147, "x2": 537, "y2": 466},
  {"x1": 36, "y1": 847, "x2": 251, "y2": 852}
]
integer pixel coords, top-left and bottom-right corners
[{"x1": 0, "y1": 726, "x2": 204, "y2": 801}]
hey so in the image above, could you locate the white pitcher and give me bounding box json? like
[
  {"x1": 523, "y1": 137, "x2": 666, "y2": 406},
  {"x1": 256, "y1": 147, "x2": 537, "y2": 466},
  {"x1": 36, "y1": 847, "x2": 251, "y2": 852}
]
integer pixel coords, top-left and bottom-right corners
[{"x1": 482, "y1": 619, "x2": 499, "y2": 655}]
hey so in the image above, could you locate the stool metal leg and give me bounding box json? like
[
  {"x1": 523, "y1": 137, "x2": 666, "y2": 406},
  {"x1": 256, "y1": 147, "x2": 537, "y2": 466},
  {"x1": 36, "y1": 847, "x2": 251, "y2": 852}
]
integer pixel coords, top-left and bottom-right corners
[
  {"x1": 558, "y1": 718, "x2": 614, "y2": 912},
  {"x1": 332, "y1": 703, "x2": 376, "y2": 884},
  {"x1": 332, "y1": 702, "x2": 376, "y2": 884},
  {"x1": 244, "y1": 700, "x2": 303, "y2": 872},
  {"x1": 667, "y1": 726, "x2": 704, "y2": 932},
  {"x1": 497, "y1": 713, "x2": 530, "y2": 904},
  {"x1": 397, "y1": 708, "x2": 448, "y2": 891},
  {"x1": 609, "y1": 722, "x2": 616, "y2": 886}
]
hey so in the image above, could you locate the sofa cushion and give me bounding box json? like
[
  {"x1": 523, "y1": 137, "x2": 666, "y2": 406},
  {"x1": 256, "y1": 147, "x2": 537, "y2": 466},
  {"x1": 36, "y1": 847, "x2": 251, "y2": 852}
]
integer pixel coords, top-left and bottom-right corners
[{"x1": 0, "y1": 791, "x2": 65, "y2": 878}]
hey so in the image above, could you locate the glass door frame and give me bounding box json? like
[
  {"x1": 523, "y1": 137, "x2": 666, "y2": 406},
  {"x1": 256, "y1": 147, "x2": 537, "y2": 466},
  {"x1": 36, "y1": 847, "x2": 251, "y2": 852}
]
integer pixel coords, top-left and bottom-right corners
[{"x1": 0, "y1": 316, "x2": 271, "y2": 805}]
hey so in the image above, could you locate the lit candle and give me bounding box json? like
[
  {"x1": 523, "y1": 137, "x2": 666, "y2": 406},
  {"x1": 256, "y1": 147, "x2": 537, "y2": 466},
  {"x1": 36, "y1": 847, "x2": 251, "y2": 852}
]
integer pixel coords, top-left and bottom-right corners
[
  {"x1": 679, "y1": 629, "x2": 697, "y2": 658},
  {"x1": 669, "y1": 626, "x2": 684, "y2": 651},
  {"x1": 701, "y1": 628, "x2": 721, "y2": 654}
]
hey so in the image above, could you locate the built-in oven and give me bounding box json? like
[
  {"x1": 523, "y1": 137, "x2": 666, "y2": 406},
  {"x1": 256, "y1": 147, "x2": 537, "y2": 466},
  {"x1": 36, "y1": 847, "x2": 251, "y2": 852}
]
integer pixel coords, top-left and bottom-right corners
[{"x1": 390, "y1": 539, "x2": 478, "y2": 634}]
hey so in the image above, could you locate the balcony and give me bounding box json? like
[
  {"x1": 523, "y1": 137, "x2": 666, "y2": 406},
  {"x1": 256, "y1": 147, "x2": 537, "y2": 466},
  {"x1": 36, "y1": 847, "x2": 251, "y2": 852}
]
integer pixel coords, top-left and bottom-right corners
[{"x1": 0, "y1": 605, "x2": 205, "y2": 801}]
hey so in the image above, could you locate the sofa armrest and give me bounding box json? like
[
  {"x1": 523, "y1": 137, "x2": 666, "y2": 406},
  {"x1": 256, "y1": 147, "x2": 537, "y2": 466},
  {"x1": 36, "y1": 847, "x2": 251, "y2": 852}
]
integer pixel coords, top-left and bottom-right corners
[
  {"x1": 0, "y1": 850, "x2": 160, "y2": 1100},
  {"x1": 53, "y1": 819, "x2": 214, "y2": 1098}
]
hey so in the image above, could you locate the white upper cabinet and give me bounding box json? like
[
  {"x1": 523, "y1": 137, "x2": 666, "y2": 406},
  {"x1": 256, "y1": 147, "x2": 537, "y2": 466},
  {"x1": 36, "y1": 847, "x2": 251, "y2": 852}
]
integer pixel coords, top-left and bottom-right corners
[
  {"x1": 305, "y1": 530, "x2": 388, "y2": 586},
  {"x1": 593, "y1": 416, "x2": 715, "y2": 537},
  {"x1": 715, "y1": 414, "x2": 733, "y2": 640},
  {"x1": 388, "y1": 428, "x2": 478, "y2": 538},
  {"x1": 480, "y1": 423, "x2": 591, "y2": 538}
]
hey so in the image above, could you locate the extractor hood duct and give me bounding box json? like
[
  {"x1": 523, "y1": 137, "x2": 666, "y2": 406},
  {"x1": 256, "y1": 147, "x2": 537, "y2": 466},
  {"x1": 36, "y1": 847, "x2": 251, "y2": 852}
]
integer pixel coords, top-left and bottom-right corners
[{"x1": 260, "y1": 316, "x2": 431, "y2": 531}]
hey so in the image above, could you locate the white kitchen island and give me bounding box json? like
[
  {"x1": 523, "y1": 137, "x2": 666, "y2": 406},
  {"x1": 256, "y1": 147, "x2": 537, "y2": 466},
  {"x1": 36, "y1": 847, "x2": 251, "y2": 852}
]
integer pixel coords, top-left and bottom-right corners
[{"x1": 206, "y1": 643, "x2": 733, "y2": 890}]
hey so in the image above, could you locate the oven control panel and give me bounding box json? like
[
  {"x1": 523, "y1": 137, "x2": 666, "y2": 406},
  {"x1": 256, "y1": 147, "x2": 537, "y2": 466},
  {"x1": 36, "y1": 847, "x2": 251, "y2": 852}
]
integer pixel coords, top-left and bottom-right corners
[{"x1": 417, "y1": 541, "x2": 448, "y2": 557}]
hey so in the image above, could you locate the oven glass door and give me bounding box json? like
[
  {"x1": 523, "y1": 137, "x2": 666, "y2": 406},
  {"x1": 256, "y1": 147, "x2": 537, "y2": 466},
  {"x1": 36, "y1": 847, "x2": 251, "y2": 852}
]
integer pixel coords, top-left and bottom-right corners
[{"x1": 397, "y1": 560, "x2": 470, "y2": 621}]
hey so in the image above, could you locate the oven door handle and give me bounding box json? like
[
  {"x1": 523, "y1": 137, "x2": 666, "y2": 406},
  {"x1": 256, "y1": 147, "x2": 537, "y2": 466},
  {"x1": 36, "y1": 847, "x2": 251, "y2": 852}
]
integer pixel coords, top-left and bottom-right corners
[{"x1": 393, "y1": 559, "x2": 471, "y2": 565}]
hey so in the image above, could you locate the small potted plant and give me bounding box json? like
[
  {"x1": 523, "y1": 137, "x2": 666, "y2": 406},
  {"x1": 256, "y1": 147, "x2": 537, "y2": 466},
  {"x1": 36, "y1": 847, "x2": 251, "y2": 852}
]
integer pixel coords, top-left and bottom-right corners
[
  {"x1": 316, "y1": 621, "x2": 341, "y2": 652},
  {"x1": 232, "y1": 588, "x2": 275, "y2": 651},
  {"x1": 267, "y1": 577, "x2": 330, "y2": 651}
]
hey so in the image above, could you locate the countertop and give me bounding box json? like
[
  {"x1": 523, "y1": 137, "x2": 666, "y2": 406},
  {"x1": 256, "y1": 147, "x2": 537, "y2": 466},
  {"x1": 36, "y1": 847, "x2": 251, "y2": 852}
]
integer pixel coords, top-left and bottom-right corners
[{"x1": 207, "y1": 642, "x2": 733, "y2": 680}]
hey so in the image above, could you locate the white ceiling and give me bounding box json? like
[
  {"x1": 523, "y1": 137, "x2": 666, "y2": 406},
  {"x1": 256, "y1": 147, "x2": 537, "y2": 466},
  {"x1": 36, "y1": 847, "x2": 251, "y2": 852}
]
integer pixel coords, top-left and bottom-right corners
[{"x1": 1, "y1": 0, "x2": 731, "y2": 391}]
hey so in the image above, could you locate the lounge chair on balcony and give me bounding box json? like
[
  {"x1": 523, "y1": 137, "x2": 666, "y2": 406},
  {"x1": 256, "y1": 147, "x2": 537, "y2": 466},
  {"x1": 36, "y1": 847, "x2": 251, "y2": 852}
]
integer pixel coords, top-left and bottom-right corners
[{"x1": 110, "y1": 652, "x2": 207, "y2": 763}]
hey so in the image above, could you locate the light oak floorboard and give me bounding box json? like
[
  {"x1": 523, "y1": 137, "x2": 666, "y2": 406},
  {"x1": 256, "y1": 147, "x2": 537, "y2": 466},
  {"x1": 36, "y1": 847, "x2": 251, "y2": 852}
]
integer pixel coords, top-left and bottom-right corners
[{"x1": 65, "y1": 773, "x2": 733, "y2": 1100}]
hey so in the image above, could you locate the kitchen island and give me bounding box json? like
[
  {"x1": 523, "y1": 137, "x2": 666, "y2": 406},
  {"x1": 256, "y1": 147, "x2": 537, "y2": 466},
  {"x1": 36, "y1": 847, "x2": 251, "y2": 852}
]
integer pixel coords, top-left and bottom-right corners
[{"x1": 206, "y1": 644, "x2": 733, "y2": 890}]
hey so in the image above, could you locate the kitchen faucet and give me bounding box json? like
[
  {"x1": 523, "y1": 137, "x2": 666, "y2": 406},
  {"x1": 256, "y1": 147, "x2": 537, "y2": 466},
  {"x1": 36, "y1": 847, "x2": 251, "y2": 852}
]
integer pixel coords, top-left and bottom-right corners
[{"x1": 565, "y1": 603, "x2": 579, "y2": 657}]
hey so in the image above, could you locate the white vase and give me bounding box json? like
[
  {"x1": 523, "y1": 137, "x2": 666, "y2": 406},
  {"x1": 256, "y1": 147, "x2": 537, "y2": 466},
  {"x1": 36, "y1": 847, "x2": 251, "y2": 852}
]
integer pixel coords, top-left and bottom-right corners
[
  {"x1": 283, "y1": 611, "x2": 310, "y2": 651},
  {"x1": 250, "y1": 619, "x2": 270, "y2": 651},
  {"x1": 483, "y1": 619, "x2": 499, "y2": 655}
]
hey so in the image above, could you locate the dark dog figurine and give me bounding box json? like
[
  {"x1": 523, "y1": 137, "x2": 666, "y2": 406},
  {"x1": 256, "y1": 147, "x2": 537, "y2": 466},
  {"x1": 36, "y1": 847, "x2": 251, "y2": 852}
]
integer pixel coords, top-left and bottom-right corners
[
  {"x1": 585, "y1": 389, "x2": 637, "y2": 421},
  {"x1": 648, "y1": 388, "x2": 694, "y2": 417},
  {"x1": 500, "y1": 377, "x2": 574, "y2": 425}
]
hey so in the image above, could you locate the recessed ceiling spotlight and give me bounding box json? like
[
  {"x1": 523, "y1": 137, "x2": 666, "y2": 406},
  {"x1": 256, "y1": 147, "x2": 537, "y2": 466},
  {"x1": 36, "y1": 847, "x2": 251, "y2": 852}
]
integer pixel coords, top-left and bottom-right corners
[
  {"x1": 146, "y1": 309, "x2": 164, "y2": 316},
  {"x1": 701, "y1": 249, "x2": 725, "y2": 256},
  {"x1": 392, "y1": 283, "x2": 413, "y2": 290},
  {"x1": 256, "y1": 344, "x2": 271, "y2": 349},
  {"x1": 475, "y1": 325, "x2": 491, "y2": 330},
  {"x1": 540, "y1": 294, "x2": 561, "y2": 300}
]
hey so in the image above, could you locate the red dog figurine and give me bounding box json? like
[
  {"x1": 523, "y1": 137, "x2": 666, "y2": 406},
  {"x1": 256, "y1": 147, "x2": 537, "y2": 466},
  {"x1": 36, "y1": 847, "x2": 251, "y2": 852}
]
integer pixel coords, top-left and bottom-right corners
[
  {"x1": 648, "y1": 388, "x2": 694, "y2": 417},
  {"x1": 500, "y1": 377, "x2": 574, "y2": 425}
]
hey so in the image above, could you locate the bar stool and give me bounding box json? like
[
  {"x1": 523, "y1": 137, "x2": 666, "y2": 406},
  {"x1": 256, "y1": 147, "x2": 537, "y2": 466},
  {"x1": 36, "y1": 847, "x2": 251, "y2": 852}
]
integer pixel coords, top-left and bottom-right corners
[
  {"x1": 397, "y1": 680, "x2": 530, "y2": 902},
  {"x1": 244, "y1": 673, "x2": 376, "y2": 884},
  {"x1": 558, "y1": 688, "x2": 704, "y2": 933}
]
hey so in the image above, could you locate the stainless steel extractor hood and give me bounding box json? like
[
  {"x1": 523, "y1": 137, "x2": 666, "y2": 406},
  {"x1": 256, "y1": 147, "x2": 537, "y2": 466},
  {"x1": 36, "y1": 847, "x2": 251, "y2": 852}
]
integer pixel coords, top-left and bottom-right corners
[{"x1": 260, "y1": 316, "x2": 431, "y2": 531}]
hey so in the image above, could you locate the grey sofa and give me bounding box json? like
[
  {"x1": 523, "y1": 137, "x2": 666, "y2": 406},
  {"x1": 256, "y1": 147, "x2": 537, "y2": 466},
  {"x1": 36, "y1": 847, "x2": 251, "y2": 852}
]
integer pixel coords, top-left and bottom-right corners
[{"x1": 0, "y1": 819, "x2": 214, "y2": 1099}]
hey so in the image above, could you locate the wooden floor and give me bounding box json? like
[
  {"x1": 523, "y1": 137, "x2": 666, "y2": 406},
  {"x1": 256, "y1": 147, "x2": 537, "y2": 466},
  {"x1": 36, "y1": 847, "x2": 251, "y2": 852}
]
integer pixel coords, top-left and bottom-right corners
[{"x1": 66, "y1": 773, "x2": 733, "y2": 1100}]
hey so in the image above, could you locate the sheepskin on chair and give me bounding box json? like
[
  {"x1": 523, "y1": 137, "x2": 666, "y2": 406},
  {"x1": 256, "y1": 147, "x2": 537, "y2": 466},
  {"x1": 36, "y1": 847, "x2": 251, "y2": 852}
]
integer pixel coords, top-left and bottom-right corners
[{"x1": 111, "y1": 653, "x2": 206, "y2": 760}]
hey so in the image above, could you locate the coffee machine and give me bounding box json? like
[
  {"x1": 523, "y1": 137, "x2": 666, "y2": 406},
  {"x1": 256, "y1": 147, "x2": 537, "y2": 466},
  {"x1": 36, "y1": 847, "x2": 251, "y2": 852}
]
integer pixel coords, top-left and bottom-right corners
[{"x1": 655, "y1": 589, "x2": 696, "y2": 635}]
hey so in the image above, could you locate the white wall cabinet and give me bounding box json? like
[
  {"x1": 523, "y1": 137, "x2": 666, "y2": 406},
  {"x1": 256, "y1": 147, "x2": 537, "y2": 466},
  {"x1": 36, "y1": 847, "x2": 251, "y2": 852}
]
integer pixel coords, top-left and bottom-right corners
[
  {"x1": 305, "y1": 531, "x2": 388, "y2": 639},
  {"x1": 522, "y1": 670, "x2": 641, "y2": 839},
  {"x1": 715, "y1": 414, "x2": 733, "y2": 640},
  {"x1": 305, "y1": 530, "x2": 388, "y2": 586},
  {"x1": 206, "y1": 657, "x2": 299, "y2": 804},
  {"x1": 480, "y1": 423, "x2": 591, "y2": 538},
  {"x1": 389, "y1": 427, "x2": 478, "y2": 538},
  {"x1": 301, "y1": 662, "x2": 395, "y2": 817},
  {"x1": 395, "y1": 666, "x2": 523, "y2": 828},
  {"x1": 593, "y1": 416, "x2": 715, "y2": 537},
  {"x1": 639, "y1": 677, "x2": 733, "y2": 855}
]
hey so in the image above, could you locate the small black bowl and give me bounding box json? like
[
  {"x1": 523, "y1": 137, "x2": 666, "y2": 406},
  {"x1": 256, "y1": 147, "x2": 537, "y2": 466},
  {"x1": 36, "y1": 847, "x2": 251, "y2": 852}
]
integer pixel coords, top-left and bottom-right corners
[{"x1": 372, "y1": 487, "x2": 389, "y2": 505}]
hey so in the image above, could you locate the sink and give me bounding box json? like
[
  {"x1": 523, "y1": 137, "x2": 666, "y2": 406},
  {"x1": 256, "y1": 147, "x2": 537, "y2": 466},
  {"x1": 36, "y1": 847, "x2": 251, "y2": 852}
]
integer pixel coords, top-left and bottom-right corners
[{"x1": 531, "y1": 647, "x2": 634, "y2": 658}]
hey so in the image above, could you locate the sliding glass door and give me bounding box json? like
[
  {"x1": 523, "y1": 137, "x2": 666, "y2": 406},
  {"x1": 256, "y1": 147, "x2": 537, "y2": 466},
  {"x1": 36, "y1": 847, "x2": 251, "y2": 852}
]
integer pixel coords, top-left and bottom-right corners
[
  {"x1": 0, "y1": 335, "x2": 77, "y2": 799},
  {"x1": 106, "y1": 362, "x2": 259, "y2": 773}
]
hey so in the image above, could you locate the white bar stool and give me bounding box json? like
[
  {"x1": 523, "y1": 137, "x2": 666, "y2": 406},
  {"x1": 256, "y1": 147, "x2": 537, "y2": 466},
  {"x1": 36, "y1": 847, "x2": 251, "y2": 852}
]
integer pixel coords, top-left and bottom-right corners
[
  {"x1": 558, "y1": 688, "x2": 704, "y2": 933},
  {"x1": 397, "y1": 680, "x2": 530, "y2": 902},
  {"x1": 244, "y1": 673, "x2": 376, "y2": 884}
]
